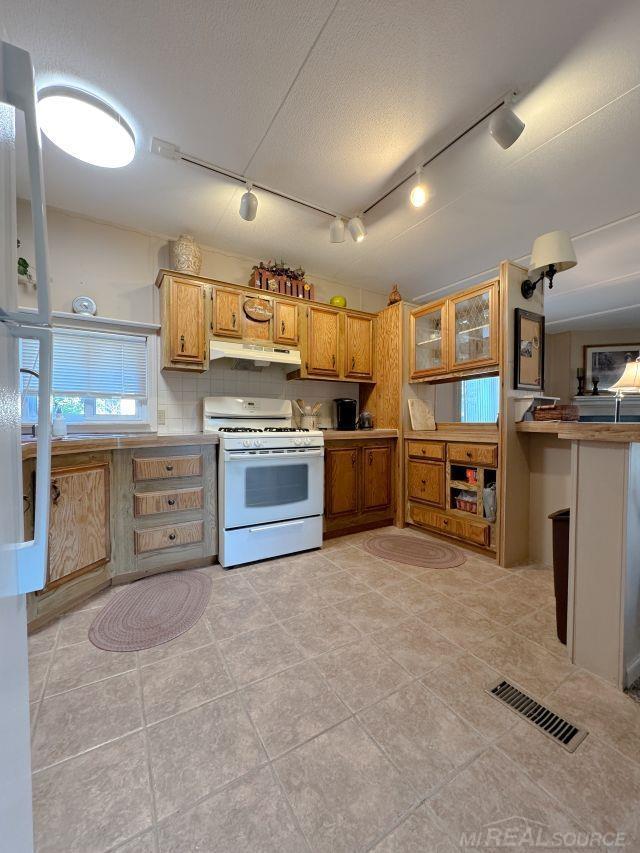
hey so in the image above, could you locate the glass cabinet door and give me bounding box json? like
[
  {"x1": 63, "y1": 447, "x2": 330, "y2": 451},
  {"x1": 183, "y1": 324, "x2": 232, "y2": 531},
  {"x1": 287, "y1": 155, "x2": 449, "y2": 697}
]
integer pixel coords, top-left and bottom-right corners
[
  {"x1": 450, "y1": 283, "x2": 497, "y2": 368},
  {"x1": 411, "y1": 301, "x2": 446, "y2": 377}
]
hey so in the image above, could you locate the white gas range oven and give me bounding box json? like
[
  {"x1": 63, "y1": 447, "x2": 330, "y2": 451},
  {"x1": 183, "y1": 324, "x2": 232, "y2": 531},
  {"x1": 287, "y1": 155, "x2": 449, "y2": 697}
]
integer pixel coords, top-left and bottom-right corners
[{"x1": 204, "y1": 396, "x2": 324, "y2": 568}]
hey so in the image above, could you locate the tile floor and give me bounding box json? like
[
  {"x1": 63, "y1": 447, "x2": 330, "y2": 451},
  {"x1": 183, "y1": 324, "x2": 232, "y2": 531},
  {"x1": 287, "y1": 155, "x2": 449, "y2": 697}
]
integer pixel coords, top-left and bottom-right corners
[{"x1": 28, "y1": 527, "x2": 640, "y2": 852}]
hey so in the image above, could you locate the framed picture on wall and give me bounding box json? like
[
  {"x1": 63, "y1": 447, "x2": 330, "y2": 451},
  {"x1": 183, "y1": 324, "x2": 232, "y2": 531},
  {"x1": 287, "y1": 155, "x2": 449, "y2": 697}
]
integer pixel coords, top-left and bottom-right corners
[
  {"x1": 584, "y1": 343, "x2": 640, "y2": 392},
  {"x1": 514, "y1": 308, "x2": 545, "y2": 391}
]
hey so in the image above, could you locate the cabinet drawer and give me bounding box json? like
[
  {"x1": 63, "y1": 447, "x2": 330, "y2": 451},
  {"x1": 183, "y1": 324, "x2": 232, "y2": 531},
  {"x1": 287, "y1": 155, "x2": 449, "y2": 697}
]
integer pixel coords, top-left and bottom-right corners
[
  {"x1": 409, "y1": 504, "x2": 489, "y2": 546},
  {"x1": 407, "y1": 460, "x2": 444, "y2": 506},
  {"x1": 407, "y1": 440, "x2": 445, "y2": 461},
  {"x1": 134, "y1": 520, "x2": 204, "y2": 554},
  {"x1": 134, "y1": 486, "x2": 204, "y2": 517},
  {"x1": 133, "y1": 454, "x2": 203, "y2": 481},
  {"x1": 447, "y1": 443, "x2": 497, "y2": 467}
]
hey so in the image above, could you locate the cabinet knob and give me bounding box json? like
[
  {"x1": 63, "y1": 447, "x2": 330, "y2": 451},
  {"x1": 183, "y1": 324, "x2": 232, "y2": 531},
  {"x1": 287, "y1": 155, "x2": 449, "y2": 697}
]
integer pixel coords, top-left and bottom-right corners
[
  {"x1": 421, "y1": 479, "x2": 426, "y2": 486},
  {"x1": 351, "y1": 452, "x2": 356, "y2": 466},
  {"x1": 351, "y1": 356, "x2": 356, "y2": 370},
  {"x1": 466, "y1": 450, "x2": 472, "y2": 458},
  {"x1": 281, "y1": 320, "x2": 285, "y2": 334},
  {"x1": 51, "y1": 480, "x2": 61, "y2": 504},
  {"x1": 165, "y1": 464, "x2": 174, "y2": 472},
  {"x1": 167, "y1": 498, "x2": 176, "y2": 506},
  {"x1": 368, "y1": 452, "x2": 373, "y2": 465},
  {"x1": 332, "y1": 354, "x2": 336, "y2": 368},
  {"x1": 168, "y1": 532, "x2": 176, "y2": 541},
  {"x1": 231, "y1": 312, "x2": 236, "y2": 328}
]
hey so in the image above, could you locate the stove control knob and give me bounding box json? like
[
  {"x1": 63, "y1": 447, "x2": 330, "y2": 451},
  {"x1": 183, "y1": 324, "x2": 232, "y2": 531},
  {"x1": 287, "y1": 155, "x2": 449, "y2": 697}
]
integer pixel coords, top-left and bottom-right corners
[
  {"x1": 294, "y1": 437, "x2": 302, "y2": 446},
  {"x1": 243, "y1": 439, "x2": 251, "y2": 447},
  {"x1": 253, "y1": 438, "x2": 262, "y2": 447},
  {"x1": 304, "y1": 437, "x2": 312, "y2": 445}
]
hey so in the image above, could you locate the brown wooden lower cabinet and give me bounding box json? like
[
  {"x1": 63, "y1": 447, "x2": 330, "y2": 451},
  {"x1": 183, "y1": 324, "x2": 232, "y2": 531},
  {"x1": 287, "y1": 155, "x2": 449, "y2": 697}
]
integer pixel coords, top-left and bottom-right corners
[
  {"x1": 47, "y1": 462, "x2": 111, "y2": 590},
  {"x1": 407, "y1": 459, "x2": 444, "y2": 507},
  {"x1": 324, "y1": 440, "x2": 394, "y2": 536},
  {"x1": 409, "y1": 503, "x2": 489, "y2": 547}
]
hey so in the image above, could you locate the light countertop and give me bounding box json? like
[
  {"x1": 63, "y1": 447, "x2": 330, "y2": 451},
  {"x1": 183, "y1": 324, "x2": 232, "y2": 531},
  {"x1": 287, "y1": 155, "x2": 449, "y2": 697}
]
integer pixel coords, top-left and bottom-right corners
[
  {"x1": 22, "y1": 432, "x2": 219, "y2": 460},
  {"x1": 321, "y1": 429, "x2": 398, "y2": 441},
  {"x1": 515, "y1": 421, "x2": 640, "y2": 442},
  {"x1": 405, "y1": 426, "x2": 499, "y2": 443}
]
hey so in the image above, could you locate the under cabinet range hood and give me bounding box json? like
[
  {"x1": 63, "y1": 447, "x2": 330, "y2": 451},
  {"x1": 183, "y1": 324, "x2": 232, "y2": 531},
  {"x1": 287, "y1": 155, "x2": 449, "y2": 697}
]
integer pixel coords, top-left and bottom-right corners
[{"x1": 209, "y1": 339, "x2": 301, "y2": 369}]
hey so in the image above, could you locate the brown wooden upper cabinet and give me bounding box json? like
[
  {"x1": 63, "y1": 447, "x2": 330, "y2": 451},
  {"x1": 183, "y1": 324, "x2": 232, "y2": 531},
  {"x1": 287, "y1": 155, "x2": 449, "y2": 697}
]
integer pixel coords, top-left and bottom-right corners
[
  {"x1": 305, "y1": 305, "x2": 340, "y2": 377},
  {"x1": 344, "y1": 313, "x2": 374, "y2": 380},
  {"x1": 409, "y1": 279, "x2": 498, "y2": 381},
  {"x1": 213, "y1": 288, "x2": 243, "y2": 338},
  {"x1": 167, "y1": 276, "x2": 207, "y2": 369},
  {"x1": 274, "y1": 300, "x2": 298, "y2": 345}
]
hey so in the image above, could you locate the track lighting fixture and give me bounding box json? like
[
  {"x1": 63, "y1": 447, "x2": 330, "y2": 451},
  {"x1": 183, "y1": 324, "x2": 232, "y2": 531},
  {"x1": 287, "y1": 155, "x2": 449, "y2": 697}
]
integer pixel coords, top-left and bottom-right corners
[
  {"x1": 329, "y1": 216, "x2": 345, "y2": 243},
  {"x1": 347, "y1": 216, "x2": 366, "y2": 243},
  {"x1": 489, "y1": 94, "x2": 525, "y2": 150},
  {"x1": 239, "y1": 182, "x2": 258, "y2": 221},
  {"x1": 409, "y1": 166, "x2": 428, "y2": 208}
]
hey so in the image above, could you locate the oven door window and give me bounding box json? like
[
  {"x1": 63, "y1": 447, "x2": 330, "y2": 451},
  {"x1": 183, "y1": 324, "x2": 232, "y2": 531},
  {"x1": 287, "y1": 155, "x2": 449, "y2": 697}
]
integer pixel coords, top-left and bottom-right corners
[{"x1": 245, "y1": 463, "x2": 308, "y2": 507}]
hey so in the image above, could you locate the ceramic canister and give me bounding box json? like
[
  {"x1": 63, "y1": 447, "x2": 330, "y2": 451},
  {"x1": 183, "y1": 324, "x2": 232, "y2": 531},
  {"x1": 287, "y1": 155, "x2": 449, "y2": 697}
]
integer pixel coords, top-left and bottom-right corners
[{"x1": 170, "y1": 234, "x2": 202, "y2": 274}]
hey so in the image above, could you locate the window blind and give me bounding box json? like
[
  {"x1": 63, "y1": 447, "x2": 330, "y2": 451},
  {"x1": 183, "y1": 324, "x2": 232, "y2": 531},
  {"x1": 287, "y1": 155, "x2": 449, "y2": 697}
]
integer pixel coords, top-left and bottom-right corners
[
  {"x1": 20, "y1": 328, "x2": 148, "y2": 400},
  {"x1": 460, "y1": 376, "x2": 499, "y2": 422}
]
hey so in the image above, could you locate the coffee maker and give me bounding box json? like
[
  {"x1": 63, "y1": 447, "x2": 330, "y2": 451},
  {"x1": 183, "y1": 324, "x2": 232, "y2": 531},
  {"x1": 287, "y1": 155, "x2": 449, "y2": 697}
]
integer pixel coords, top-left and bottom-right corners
[{"x1": 334, "y1": 398, "x2": 357, "y2": 431}]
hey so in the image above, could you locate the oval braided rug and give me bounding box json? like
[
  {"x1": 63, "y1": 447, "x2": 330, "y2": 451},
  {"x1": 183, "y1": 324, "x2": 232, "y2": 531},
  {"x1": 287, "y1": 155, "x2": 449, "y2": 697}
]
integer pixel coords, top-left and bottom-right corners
[
  {"x1": 88, "y1": 571, "x2": 212, "y2": 652},
  {"x1": 363, "y1": 533, "x2": 465, "y2": 569}
]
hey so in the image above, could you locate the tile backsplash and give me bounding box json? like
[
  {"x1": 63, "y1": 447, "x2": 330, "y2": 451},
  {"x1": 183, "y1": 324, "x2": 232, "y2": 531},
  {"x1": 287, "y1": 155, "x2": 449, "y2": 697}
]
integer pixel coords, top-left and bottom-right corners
[{"x1": 157, "y1": 362, "x2": 360, "y2": 434}]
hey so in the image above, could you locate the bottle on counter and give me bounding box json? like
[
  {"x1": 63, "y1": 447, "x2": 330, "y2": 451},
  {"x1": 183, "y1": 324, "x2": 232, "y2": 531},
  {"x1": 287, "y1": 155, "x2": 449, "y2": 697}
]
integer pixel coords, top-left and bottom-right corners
[{"x1": 52, "y1": 406, "x2": 67, "y2": 438}]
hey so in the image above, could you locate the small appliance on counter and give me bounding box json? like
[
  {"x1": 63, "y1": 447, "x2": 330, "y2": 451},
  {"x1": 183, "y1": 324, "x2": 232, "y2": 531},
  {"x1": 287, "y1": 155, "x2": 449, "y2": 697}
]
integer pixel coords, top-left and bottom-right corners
[
  {"x1": 358, "y1": 410, "x2": 373, "y2": 430},
  {"x1": 292, "y1": 399, "x2": 322, "y2": 430},
  {"x1": 334, "y1": 397, "x2": 357, "y2": 431}
]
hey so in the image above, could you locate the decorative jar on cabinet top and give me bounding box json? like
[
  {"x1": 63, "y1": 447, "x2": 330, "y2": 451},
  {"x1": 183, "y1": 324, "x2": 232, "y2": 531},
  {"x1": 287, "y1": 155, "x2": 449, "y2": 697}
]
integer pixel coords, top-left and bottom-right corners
[{"x1": 170, "y1": 234, "x2": 202, "y2": 274}]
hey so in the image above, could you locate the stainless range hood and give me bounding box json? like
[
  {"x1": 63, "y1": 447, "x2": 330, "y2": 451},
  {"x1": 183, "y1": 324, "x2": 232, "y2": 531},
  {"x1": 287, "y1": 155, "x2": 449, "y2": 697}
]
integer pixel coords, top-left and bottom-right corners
[{"x1": 209, "y1": 339, "x2": 302, "y2": 369}]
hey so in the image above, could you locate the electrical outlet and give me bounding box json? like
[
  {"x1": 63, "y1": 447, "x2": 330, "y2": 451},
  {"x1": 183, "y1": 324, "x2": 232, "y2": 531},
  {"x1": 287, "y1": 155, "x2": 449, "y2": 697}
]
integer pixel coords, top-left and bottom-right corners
[{"x1": 157, "y1": 407, "x2": 166, "y2": 425}]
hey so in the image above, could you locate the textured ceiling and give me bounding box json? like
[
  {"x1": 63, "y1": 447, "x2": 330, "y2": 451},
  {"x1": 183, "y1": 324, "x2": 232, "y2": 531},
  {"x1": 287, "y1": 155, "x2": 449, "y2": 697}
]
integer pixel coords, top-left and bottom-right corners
[{"x1": 5, "y1": 0, "x2": 640, "y2": 329}]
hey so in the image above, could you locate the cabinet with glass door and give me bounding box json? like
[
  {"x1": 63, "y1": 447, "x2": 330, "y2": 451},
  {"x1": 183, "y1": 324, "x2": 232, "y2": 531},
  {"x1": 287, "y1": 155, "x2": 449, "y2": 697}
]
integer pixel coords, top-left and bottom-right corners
[{"x1": 409, "y1": 279, "x2": 498, "y2": 381}]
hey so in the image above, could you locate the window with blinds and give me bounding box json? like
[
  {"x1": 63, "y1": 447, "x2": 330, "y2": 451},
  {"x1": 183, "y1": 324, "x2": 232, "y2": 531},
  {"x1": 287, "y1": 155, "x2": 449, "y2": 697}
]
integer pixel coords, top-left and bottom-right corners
[
  {"x1": 459, "y1": 375, "x2": 499, "y2": 423},
  {"x1": 20, "y1": 328, "x2": 150, "y2": 426}
]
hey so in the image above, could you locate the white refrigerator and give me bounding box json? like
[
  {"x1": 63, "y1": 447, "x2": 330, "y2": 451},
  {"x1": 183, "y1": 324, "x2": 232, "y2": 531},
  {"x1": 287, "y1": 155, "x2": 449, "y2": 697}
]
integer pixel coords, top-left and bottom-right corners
[{"x1": 0, "y1": 40, "x2": 52, "y2": 852}]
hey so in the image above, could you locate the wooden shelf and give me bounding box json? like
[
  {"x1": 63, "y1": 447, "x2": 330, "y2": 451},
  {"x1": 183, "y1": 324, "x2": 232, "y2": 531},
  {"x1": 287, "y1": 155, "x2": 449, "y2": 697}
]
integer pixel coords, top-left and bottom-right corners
[{"x1": 450, "y1": 480, "x2": 478, "y2": 491}]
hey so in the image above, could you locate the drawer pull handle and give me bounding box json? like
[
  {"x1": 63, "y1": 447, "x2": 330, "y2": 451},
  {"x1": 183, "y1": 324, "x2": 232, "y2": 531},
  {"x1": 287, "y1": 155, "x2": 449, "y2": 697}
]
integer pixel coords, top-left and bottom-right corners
[
  {"x1": 168, "y1": 533, "x2": 176, "y2": 541},
  {"x1": 368, "y1": 453, "x2": 373, "y2": 465},
  {"x1": 281, "y1": 320, "x2": 285, "y2": 334},
  {"x1": 232, "y1": 312, "x2": 236, "y2": 328},
  {"x1": 351, "y1": 452, "x2": 356, "y2": 466},
  {"x1": 443, "y1": 518, "x2": 449, "y2": 525},
  {"x1": 165, "y1": 464, "x2": 174, "y2": 472},
  {"x1": 421, "y1": 479, "x2": 426, "y2": 485},
  {"x1": 351, "y1": 356, "x2": 356, "y2": 370},
  {"x1": 180, "y1": 334, "x2": 185, "y2": 352},
  {"x1": 332, "y1": 353, "x2": 336, "y2": 368},
  {"x1": 167, "y1": 498, "x2": 176, "y2": 506},
  {"x1": 466, "y1": 451, "x2": 472, "y2": 458}
]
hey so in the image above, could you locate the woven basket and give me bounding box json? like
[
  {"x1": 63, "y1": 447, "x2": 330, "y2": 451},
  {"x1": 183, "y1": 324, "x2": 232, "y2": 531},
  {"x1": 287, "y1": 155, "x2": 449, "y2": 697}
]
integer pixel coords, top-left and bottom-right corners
[{"x1": 533, "y1": 405, "x2": 579, "y2": 422}]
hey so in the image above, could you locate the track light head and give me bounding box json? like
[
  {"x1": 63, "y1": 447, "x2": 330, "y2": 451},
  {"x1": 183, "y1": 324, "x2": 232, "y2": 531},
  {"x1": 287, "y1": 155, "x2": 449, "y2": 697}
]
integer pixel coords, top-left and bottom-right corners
[
  {"x1": 347, "y1": 216, "x2": 366, "y2": 243},
  {"x1": 489, "y1": 97, "x2": 525, "y2": 150},
  {"x1": 410, "y1": 167, "x2": 428, "y2": 208},
  {"x1": 329, "y1": 216, "x2": 345, "y2": 243},
  {"x1": 239, "y1": 182, "x2": 258, "y2": 221}
]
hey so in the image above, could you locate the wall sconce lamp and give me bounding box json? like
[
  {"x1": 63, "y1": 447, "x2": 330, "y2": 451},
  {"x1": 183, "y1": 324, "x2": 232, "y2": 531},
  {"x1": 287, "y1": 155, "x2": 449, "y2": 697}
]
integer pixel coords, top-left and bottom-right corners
[{"x1": 521, "y1": 230, "x2": 577, "y2": 299}]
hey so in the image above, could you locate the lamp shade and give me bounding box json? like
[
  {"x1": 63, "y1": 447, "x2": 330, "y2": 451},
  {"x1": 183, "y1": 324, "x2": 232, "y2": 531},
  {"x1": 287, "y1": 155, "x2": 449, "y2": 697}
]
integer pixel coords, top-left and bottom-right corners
[
  {"x1": 529, "y1": 230, "x2": 577, "y2": 276},
  {"x1": 608, "y1": 356, "x2": 640, "y2": 393}
]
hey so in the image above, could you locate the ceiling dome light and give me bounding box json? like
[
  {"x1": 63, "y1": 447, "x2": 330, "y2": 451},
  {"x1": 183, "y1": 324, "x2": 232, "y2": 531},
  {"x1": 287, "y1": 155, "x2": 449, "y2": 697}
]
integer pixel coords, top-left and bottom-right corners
[
  {"x1": 410, "y1": 166, "x2": 428, "y2": 208},
  {"x1": 347, "y1": 216, "x2": 366, "y2": 243},
  {"x1": 489, "y1": 96, "x2": 525, "y2": 150},
  {"x1": 37, "y1": 86, "x2": 135, "y2": 168},
  {"x1": 239, "y1": 182, "x2": 258, "y2": 221},
  {"x1": 329, "y1": 216, "x2": 345, "y2": 243}
]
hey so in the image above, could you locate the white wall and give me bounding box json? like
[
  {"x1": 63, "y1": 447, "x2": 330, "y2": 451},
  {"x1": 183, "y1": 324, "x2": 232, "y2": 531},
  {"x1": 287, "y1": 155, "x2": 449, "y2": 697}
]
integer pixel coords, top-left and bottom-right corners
[{"x1": 17, "y1": 200, "x2": 387, "y2": 321}]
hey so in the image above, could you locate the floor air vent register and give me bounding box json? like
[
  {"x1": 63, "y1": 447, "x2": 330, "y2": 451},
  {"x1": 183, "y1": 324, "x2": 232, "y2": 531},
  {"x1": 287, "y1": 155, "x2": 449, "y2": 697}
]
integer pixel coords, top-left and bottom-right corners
[{"x1": 487, "y1": 679, "x2": 588, "y2": 753}]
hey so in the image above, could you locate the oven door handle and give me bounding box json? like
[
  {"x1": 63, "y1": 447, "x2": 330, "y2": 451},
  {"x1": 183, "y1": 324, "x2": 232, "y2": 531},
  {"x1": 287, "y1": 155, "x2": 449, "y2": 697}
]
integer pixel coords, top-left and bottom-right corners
[
  {"x1": 224, "y1": 448, "x2": 324, "y2": 461},
  {"x1": 248, "y1": 519, "x2": 305, "y2": 533}
]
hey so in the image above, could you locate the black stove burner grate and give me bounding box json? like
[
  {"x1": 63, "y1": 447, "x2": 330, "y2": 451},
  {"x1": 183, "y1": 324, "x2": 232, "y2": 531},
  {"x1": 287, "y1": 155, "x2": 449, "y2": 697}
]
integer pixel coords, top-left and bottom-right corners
[
  {"x1": 263, "y1": 427, "x2": 310, "y2": 432},
  {"x1": 218, "y1": 427, "x2": 263, "y2": 433}
]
